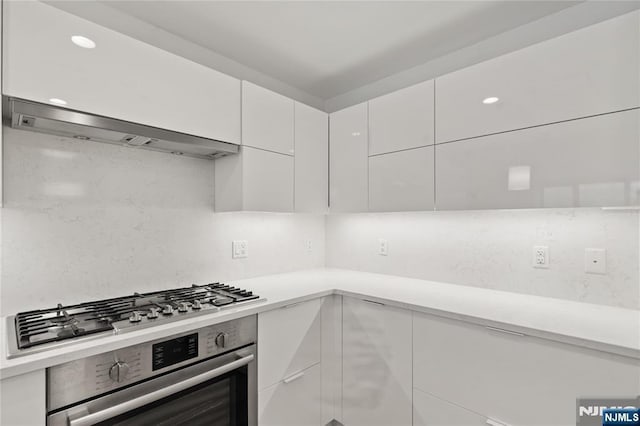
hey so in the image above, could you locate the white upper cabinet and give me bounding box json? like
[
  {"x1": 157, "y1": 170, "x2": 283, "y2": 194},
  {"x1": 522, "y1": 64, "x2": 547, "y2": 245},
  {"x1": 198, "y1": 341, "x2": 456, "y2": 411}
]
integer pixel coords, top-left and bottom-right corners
[
  {"x1": 435, "y1": 109, "x2": 640, "y2": 210},
  {"x1": 242, "y1": 81, "x2": 295, "y2": 155},
  {"x1": 369, "y1": 80, "x2": 435, "y2": 155},
  {"x1": 294, "y1": 102, "x2": 328, "y2": 213},
  {"x1": 435, "y1": 10, "x2": 640, "y2": 143},
  {"x1": 329, "y1": 103, "x2": 369, "y2": 212},
  {"x1": 214, "y1": 146, "x2": 294, "y2": 212},
  {"x1": 342, "y1": 298, "x2": 412, "y2": 426},
  {"x1": 369, "y1": 147, "x2": 434, "y2": 212},
  {"x1": 2, "y1": 0, "x2": 241, "y2": 143}
]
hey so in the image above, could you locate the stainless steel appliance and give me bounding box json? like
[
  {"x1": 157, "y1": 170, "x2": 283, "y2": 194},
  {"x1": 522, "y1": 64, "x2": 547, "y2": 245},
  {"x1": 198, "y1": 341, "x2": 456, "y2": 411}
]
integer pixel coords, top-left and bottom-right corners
[
  {"x1": 7, "y1": 282, "x2": 264, "y2": 358},
  {"x1": 3, "y1": 96, "x2": 240, "y2": 160},
  {"x1": 47, "y1": 315, "x2": 257, "y2": 426}
]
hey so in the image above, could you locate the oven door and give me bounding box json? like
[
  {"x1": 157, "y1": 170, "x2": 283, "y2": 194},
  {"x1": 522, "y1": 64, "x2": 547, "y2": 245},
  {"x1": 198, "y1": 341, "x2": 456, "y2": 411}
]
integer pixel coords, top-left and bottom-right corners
[{"x1": 48, "y1": 346, "x2": 256, "y2": 426}]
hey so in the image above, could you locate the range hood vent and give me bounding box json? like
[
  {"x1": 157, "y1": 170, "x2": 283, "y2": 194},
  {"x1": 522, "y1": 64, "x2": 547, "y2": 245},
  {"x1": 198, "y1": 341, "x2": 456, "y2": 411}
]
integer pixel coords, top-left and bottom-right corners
[{"x1": 3, "y1": 97, "x2": 239, "y2": 160}]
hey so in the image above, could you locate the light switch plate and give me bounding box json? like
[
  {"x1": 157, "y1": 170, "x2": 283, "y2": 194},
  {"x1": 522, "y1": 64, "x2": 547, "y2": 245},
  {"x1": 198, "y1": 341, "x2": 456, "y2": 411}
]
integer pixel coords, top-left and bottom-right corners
[
  {"x1": 232, "y1": 240, "x2": 248, "y2": 259},
  {"x1": 585, "y1": 248, "x2": 606, "y2": 274}
]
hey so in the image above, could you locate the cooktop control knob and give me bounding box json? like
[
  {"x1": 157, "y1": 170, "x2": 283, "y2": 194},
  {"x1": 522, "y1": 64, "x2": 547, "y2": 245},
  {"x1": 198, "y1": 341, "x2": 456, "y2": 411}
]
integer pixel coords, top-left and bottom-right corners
[
  {"x1": 162, "y1": 305, "x2": 174, "y2": 315},
  {"x1": 178, "y1": 302, "x2": 189, "y2": 313},
  {"x1": 147, "y1": 307, "x2": 159, "y2": 319},
  {"x1": 215, "y1": 332, "x2": 229, "y2": 349},
  {"x1": 109, "y1": 361, "x2": 130, "y2": 383},
  {"x1": 128, "y1": 311, "x2": 142, "y2": 323},
  {"x1": 192, "y1": 300, "x2": 202, "y2": 310}
]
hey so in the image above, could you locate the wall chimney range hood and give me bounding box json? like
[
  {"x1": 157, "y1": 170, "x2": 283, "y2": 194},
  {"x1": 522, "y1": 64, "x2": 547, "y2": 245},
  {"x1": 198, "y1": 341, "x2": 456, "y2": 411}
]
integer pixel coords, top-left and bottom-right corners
[{"x1": 3, "y1": 97, "x2": 239, "y2": 160}]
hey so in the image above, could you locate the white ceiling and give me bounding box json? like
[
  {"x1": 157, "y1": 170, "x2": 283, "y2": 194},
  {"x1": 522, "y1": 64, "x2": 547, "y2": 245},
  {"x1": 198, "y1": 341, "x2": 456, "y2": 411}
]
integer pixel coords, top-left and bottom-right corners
[{"x1": 94, "y1": 1, "x2": 580, "y2": 100}]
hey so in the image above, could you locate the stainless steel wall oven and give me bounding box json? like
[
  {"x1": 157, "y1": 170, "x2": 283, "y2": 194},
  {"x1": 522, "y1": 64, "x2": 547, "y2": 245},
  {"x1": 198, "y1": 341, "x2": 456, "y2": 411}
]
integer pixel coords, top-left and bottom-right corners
[{"x1": 47, "y1": 315, "x2": 257, "y2": 426}]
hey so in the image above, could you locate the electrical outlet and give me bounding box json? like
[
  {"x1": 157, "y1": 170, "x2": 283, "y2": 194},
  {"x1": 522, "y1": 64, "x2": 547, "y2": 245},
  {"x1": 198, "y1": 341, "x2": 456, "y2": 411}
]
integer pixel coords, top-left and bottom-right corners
[
  {"x1": 378, "y1": 239, "x2": 388, "y2": 256},
  {"x1": 305, "y1": 239, "x2": 313, "y2": 252},
  {"x1": 532, "y1": 245, "x2": 549, "y2": 268},
  {"x1": 232, "y1": 240, "x2": 248, "y2": 259},
  {"x1": 585, "y1": 248, "x2": 606, "y2": 274}
]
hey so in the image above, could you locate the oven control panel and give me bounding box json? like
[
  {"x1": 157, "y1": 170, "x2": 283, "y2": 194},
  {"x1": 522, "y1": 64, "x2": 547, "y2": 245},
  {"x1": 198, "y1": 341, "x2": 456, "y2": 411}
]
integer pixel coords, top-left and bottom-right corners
[{"x1": 47, "y1": 314, "x2": 257, "y2": 412}]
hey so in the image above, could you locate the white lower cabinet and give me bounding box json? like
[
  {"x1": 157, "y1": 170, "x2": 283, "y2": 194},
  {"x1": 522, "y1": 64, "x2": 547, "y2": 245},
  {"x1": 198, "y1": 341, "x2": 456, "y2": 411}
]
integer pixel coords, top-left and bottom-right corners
[
  {"x1": 413, "y1": 312, "x2": 640, "y2": 426},
  {"x1": 342, "y1": 297, "x2": 412, "y2": 426},
  {"x1": 0, "y1": 369, "x2": 46, "y2": 425},
  {"x1": 258, "y1": 363, "x2": 322, "y2": 426},
  {"x1": 258, "y1": 298, "x2": 323, "y2": 426},
  {"x1": 413, "y1": 388, "x2": 486, "y2": 426},
  {"x1": 258, "y1": 298, "x2": 322, "y2": 390}
]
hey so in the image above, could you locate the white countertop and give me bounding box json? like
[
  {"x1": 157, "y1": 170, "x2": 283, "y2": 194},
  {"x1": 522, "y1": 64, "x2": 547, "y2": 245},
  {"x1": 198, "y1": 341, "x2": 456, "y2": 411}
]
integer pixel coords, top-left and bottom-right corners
[{"x1": 2, "y1": 268, "x2": 639, "y2": 379}]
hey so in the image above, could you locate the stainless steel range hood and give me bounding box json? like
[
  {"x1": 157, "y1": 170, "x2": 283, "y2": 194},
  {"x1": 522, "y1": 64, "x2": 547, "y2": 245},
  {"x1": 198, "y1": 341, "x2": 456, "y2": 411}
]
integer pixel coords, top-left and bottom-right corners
[{"x1": 3, "y1": 97, "x2": 239, "y2": 160}]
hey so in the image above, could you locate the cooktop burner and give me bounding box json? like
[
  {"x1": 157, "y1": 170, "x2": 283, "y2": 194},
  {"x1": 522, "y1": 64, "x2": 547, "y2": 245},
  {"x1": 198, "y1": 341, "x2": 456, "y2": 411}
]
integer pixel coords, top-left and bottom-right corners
[{"x1": 10, "y1": 283, "x2": 262, "y2": 355}]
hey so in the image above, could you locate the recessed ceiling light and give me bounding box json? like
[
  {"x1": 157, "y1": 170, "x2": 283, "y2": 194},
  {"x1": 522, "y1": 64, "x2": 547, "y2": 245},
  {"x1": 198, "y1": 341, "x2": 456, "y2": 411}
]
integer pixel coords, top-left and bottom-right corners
[
  {"x1": 49, "y1": 98, "x2": 67, "y2": 106},
  {"x1": 352, "y1": 132, "x2": 361, "y2": 136},
  {"x1": 71, "y1": 35, "x2": 96, "y2": 49},
  {"x1": 482, "y1": 97, "x2": 499, "y2": 105}
]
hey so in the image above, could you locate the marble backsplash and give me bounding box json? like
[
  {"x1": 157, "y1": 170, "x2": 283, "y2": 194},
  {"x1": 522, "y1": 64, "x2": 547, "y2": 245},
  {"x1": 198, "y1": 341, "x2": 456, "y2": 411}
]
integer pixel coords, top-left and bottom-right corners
[
  {"x1": 326, "y1": 209, "x2": 639, "y2": 309},
  {"x1": 0, "y1": 128, "x2": 325, "y2": 315}
]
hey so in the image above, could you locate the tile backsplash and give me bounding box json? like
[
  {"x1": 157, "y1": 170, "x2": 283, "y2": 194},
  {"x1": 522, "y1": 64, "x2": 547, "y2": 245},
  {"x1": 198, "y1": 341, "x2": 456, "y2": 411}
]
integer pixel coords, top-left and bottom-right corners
[
  {"x1": 326, "y1": 209, "x2": 639, "y2": 309},
  {"x1": 0, "y1": 128, "x2": 324, "y2": 315}
]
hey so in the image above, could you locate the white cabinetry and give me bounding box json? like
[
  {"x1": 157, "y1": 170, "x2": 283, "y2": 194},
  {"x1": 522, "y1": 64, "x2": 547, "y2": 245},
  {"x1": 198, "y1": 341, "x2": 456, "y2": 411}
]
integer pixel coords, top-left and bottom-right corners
[
  {"x1": 368, "y1": 80, "x2": 434, "y2": 155},
  {"x1": 258, "y1": 363, "x2": 322, "y2": 426},
  {"x1": 0, "y1": 369, "x2": 46, "y2": 425},
  {"x1": 435, "y1": 109, "x2": 640, "y2": 210},
  {"x1": 342, "y1": 297, "x2": 412, "y2": 426},
  {"x1": 435, "y1": 11, "x2": 640, "y2": 143},
  {"x1": 329, "y1": 103, "x2": 368, "y2": 212},
  {"x1": 294, "y1": 102, "x2": 328, "y2": 213},
  {"x1": 413, "y1": 312, "x2": 640, "y2": 426},
  {"x1": 413, "y1": 388, "x2": 486, "y2": 426},
  {"x1": 258, "y1": 298, "x2": 323, "y2": 426},
  {"x1": 369, "y1": 146, "x2": 434, "y2": 212},
  {"x1": 242, "y1": 81, "x2": 294, "y2": 155},
  {"x1": 3, "y1": 0, "x2": 241, "y2": 143},
  {"x1": 214, "y1": 146, "x2": 294, "y2": 212}
]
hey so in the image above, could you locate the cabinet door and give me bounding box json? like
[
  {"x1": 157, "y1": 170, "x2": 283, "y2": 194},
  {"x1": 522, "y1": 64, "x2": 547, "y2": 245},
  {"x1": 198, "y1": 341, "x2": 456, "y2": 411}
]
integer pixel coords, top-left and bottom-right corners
[
  {"x1": 258, "y1": 363, "x2": 322, "y2": 426},
  {"x1": 413, "y1": 312, "x2": 640, "y2": 426},
  {"x1": 214, "y1": 146, "x2": 294, "y2": 212},
  {"x1": 0, "y1": 370, "x2": 46, "y2": 426},
  {"x1": 369, "y1": 146, "x2": 434, "y2": 212},
  {"x1": 342, "y1": 298, "x2": 412, "y2": 426},
  {"x1": 369, "y1": 80, "x2": 434, "y2": 155},
  {"x1": 435, "y1": 11, "x2": 640, "y2": 143},
  {"x1": 242, "y1": 81, "x2": 294, "y2": 155},
  {"x1": 3, "y1": 1, "x2": 241, "y2": 143},
  {"x1": 436, "y1": 109, "x2": 640, "y2": 210},
  {"x1": 413, "y1": 388, "x2": 486, "y2": 426},
  {"x1": 294, "y1": 102, "x2": 328, "y2": 213},
  {"x1": 258, "y1": 298, "x2": 322, "y2": 390},
  {"x1": 329, "y1": 103, "x2": 368, "y2": 212}
]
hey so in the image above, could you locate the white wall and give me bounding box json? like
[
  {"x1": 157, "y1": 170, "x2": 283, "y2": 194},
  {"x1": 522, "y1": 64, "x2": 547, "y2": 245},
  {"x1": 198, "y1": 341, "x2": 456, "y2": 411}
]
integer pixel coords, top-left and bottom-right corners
[
  {"x1": 0, "y1": 127, "x2": 325, "y2": 315},
  {"x1": 326, "y1": 210, "x2": 639, "y2": 309}
]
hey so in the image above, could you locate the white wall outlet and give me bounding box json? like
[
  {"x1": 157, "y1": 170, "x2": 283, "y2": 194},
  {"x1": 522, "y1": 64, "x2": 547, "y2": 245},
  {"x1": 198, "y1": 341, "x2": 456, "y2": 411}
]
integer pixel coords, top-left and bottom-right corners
[
  {"x1": 305, "y1": 239, "x2": 313, "y2": 252},
  {"x1": 532, "y1": 245, "x2": 549, "y2": 268},
  {"x1": 232, "y1": 240, "x2": 248, "y2": 259},
  {"x1": 378, "y1": 239, "x2": 388, "y2": 256},
  {"x1": 585, "y1": 248, "x2": 606, "y2": 274}
]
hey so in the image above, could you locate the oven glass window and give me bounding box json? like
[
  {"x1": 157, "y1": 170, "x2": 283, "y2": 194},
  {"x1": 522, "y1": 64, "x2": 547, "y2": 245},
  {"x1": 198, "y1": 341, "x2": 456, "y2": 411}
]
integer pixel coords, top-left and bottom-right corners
[{"x1": 96, "y1": 368, "x2": 248, "y2": 426}]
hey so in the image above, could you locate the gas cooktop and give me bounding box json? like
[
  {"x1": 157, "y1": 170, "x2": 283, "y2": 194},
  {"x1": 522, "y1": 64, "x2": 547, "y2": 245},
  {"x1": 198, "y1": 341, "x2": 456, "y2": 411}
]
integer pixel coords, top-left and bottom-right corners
[{"x1": 7, "y1": 283, "x2": 264, "y2": 358}]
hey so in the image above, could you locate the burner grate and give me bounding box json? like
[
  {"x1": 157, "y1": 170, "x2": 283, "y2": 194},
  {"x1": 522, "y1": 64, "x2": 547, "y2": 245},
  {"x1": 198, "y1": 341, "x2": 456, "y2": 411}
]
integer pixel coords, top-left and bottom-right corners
[{"x1": 13, "y1": 282, "x2": 260, "y2": 350}]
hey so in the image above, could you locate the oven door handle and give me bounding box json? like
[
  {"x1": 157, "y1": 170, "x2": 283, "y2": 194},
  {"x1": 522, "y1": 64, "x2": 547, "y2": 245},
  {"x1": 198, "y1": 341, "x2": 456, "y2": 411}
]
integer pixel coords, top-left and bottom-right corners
[{"x1": 68, "y1": 353, "x2": 255, "y2": 426}]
